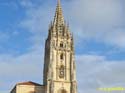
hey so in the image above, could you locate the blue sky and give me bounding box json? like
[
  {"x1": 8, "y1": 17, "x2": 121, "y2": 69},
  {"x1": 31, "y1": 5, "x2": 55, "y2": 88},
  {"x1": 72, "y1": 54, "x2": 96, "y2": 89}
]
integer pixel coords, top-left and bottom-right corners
[{"x1": 0, "y1": 0, "x2": 125, "y2": 93}]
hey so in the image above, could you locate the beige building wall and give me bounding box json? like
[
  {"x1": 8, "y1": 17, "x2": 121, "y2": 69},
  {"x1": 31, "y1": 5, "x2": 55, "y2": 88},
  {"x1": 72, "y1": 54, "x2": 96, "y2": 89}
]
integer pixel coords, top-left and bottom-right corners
[
  {"x1": 17, "y1": 85, "x2": 44, "y2": 93},
  {"x1": 11, "y1": 83, "x2": 45, "y2": 93}
]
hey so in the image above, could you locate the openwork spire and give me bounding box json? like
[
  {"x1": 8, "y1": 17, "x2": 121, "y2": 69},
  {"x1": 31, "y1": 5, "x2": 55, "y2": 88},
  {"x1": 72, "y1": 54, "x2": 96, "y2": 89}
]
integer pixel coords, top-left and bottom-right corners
[
  {"x1": 53, "y1": 0, "x2": 65, "y2": 27},
  {"x1": 48, "y1": 0, "x2": 71, "y2": 38}
]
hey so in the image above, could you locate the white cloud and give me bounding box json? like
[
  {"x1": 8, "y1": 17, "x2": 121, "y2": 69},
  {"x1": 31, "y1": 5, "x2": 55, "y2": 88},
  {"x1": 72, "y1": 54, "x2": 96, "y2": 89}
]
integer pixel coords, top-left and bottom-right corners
[
  {"x1": 0, "y1": 49, "x2": 43, "y2": 77},
  {"x1": 68, "y1": 0, "x2": 122, "y2": 25},
  {"x1": 76, "y1": 54, "x2": 125, "y2": 93},
  {"x1": 0, "y1": 48, "x2": 44, "y2": 93},
  {"x1": 20, "y1": 3, "x2": 55, "y2": 50},
  {"x1": 1, "y1": 53, "x2": 125, "y2": 93},
  {"x1": 103, "y1": 28, "x2": 125, "y2": 48},
  {"x1": 64, "y1": 0, "x2": 125, "y2": 48}
]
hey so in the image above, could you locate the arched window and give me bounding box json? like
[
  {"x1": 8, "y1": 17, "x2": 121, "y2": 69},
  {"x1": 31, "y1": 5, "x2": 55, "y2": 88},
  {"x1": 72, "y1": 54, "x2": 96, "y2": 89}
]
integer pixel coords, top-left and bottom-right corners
[
  {"x1": 58, "y1": 89, "x2": 67, "y2": 93},
  {"x1": 61, "y1": 89, "x2": 67, "y2": 93}
]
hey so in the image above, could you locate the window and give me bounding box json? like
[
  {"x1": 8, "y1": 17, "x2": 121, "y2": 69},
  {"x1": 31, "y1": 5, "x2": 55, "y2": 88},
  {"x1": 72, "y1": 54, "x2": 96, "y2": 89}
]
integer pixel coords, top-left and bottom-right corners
[
  {"x1": 58, "y1": 89, "x2": 67, "y2": 93},
  {"x1": 60, "y1": 26, "x2": 62, "y2": 30},
  {"x1": 61, "y1": 89, "x2": 67, "y2": 93},
  {"x1": 60, "y1": 53, "x2": 63, "y2": 60},
  {"x1": 60, "y1": 43, "x2": 63, "y2": 47},
  {"x1": 59, "y1": 25, "x2": 63, "y2": 31}
]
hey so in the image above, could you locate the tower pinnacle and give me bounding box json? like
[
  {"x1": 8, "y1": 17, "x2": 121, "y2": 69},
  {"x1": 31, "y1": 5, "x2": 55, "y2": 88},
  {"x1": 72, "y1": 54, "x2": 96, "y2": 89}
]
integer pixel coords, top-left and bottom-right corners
[
  {"x1": 53, "y1": 0, "x2": 65, "y2": 27},
  {"x1": 57, "y1": 0, "x2": 61, "y2": 6}
]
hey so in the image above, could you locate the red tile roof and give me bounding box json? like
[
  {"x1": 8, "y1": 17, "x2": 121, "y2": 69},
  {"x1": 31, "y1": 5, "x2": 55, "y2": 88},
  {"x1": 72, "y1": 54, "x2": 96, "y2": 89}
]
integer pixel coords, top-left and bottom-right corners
[{"x1": 17, "y1": 81, "x2": 43, "y2": 86}]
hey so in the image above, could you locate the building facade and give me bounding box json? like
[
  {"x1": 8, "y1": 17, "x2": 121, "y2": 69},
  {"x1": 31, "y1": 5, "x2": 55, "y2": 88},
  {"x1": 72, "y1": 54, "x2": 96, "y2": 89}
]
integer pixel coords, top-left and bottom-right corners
[
  {"x1": 10, "y1": 81, "x2": 44, "y2": 93},
  {"x1": 11, "y1": 0, "x2": 77, "y2": 93}
]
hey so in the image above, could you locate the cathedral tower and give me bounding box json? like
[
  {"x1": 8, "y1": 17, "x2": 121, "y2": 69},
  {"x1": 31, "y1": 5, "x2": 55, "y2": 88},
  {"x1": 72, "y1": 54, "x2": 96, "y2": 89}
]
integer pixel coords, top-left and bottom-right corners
[{"x1": 43, "y1": 0, "x2": 77, "y2": 93}]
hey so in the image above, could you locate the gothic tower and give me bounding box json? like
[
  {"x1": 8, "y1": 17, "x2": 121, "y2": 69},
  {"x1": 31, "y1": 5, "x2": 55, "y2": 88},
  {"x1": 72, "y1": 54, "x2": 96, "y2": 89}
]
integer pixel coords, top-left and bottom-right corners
[{"x1": 43, "y1": 0, "x2": 77, "y2": 93}]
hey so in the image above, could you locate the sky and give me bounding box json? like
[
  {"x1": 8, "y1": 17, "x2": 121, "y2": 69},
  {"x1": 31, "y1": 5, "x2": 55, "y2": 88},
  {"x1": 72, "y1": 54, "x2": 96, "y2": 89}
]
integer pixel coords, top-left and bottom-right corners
[{"x1": 0, "y1": 0, "x2": 125, "y2": 93}]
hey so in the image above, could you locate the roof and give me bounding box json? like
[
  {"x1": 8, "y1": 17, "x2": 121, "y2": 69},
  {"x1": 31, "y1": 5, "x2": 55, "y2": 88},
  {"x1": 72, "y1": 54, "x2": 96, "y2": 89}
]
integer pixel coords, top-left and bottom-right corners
[{"x1": 17, "y1": 81, "x2": 43, "y2": 86}]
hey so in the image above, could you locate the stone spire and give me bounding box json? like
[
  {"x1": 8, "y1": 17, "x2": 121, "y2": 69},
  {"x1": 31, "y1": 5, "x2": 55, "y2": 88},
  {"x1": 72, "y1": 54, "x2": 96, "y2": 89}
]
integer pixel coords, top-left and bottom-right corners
[
  {"x1": 48, "y1": 0, "x2": 70, "y2": 38},
  {"x1": 53, "y1": 0, "x2": 65, "y2": 27}
]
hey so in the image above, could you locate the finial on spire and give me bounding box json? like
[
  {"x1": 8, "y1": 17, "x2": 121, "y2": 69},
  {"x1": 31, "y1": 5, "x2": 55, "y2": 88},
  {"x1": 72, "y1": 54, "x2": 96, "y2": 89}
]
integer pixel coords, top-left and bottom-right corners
[{"x1": 57, "y1": 0, "x2": 61, "y2": 6}]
